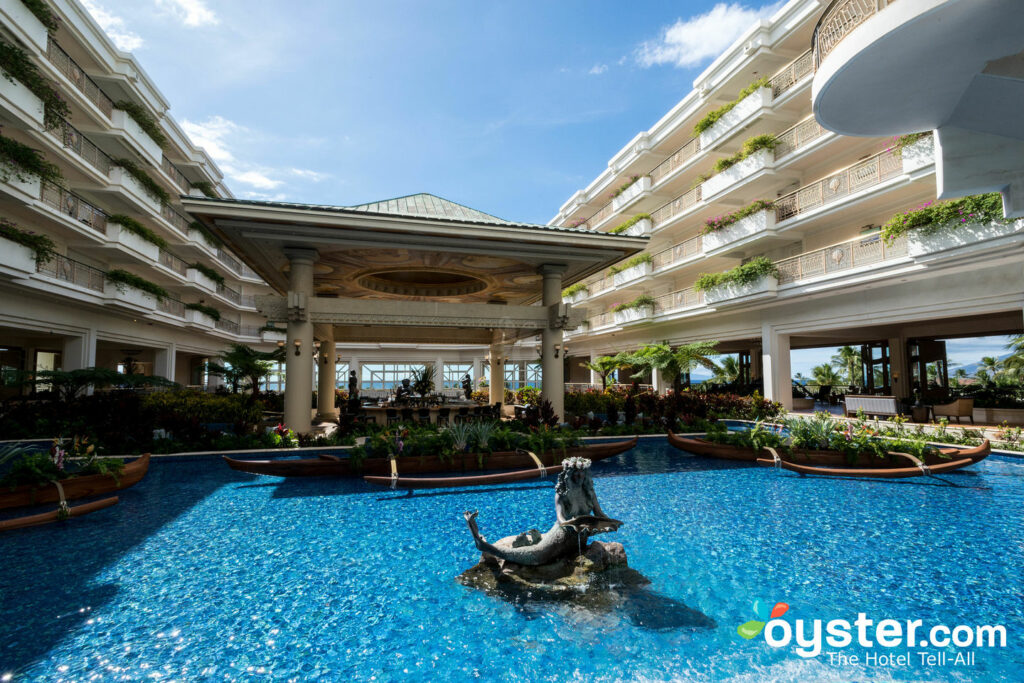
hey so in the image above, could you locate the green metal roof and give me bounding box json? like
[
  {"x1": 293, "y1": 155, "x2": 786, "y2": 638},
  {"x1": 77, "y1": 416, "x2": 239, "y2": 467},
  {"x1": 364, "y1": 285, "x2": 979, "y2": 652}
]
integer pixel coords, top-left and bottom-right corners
[{"x1": 346, "y1": 193, "x2": 509, "y2": 223}]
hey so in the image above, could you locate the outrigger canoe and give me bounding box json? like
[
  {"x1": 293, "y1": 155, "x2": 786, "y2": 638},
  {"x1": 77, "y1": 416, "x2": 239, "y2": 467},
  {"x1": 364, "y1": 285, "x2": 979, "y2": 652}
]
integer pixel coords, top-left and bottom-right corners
[
  {"x1": 365, "y1": 463, "x2": 564, "y2": 490},
  {"x1": 224, "y1": 437, "x2": 638, "y2": 478},
  {"x1": 756, "y1": 441, "x2": 990, "y2": 478},
  {"x1": 0, "y1": 496, "x2": 119, "y2": 532},
  {"x1": 667, "y1": 432, "x2": 989, "y2": 467},
  {"x1": 0, "y1": 454, "x2": 150, "y2": 511}
]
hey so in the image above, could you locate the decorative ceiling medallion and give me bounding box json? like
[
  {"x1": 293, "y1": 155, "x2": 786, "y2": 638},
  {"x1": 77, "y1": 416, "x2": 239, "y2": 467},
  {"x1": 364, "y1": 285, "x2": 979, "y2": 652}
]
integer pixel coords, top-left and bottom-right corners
[{"x1": 358, "y1": 269, "x2": 488, "y2": 298}]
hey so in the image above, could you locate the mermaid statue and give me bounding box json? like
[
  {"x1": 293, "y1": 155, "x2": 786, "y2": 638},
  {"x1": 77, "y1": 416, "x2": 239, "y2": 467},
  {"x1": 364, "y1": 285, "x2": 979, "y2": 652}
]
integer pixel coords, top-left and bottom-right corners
[{"x1": 463, "y1": 457, "x2": 622, "y2": 566}]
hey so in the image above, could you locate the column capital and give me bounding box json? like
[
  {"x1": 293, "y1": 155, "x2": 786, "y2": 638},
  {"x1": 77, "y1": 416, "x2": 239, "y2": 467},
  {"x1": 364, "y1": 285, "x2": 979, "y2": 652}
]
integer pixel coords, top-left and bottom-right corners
[
  {"x1": 537, "y1": 263, "x2": 568, "y2": 276},
  {"x1": 283, "y1": 247, "x2": 320, "y2": 264}
]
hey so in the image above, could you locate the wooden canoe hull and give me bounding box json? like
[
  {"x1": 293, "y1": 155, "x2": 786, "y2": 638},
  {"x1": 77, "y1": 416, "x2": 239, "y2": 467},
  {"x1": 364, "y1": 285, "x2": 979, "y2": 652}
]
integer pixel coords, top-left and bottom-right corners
[
  {"x1": 365, "y1": 464, "x2": 563, "y2": 490},
  {"x1": 756, "y1": 455, "x2": 985, "y2": 478},
  {"x1": 0, "y1": 454, "x2": 150, "y2": 511},
  {"x1": 223, "y1": 437, "x2": 638, "y2": 478},
  {"x1": 0, "y1": 497, "x2": 119, "y2": 531}
]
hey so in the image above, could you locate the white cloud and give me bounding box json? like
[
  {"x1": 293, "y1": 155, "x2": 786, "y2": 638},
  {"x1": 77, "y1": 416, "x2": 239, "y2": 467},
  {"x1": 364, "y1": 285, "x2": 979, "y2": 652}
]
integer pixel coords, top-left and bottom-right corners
[
  {"x1": 289, "y1": 168, "x2": 329, "y2": 182},
  {"x1": 180, "y1": 116, "x2": 238, "y2": 164},
  {"x1": 156, "y1": 0, "x2": 218, "y2": 27},
  {"x1": 635, "y1": 2, "x2": 783, "y2": 69},
  {"x1": 233, "y1": 171, "x2": 282, "y2": 190},
  {"x1": 80, "y1": 0, "x2": 144, "y2": 51},
  {"x1": 588, "y1": 64, "x2": 608, "y2": 75}
]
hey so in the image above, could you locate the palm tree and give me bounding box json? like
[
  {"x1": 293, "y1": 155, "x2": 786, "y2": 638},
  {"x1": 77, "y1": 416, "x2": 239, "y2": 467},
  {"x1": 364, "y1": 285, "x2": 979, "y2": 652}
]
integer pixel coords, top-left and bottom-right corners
[
  {"x1": 707, "y1": 355, "x2": 741, "y2": 385},
  {"x1": 829, "y1": 346, "x2": 862, "y2": 386},
  {"x1": 811, "y1": 364, "x2": 842, "y2": 386},
  {"x1": 579, "y1": 353, "x2": 630, "y2": 390},
  {"x1": 1002, "y1": 336, "x2": 1024, "y2": 378},
  {"x1": 206, "y1": 343, "x2": 286, "y2": 398},
  {"x1": 977, "y1": 356, "x2": 1002, "y2": 381},
  {"x1": 625, "y1": 340, "x2": 719, "y2": 392}
]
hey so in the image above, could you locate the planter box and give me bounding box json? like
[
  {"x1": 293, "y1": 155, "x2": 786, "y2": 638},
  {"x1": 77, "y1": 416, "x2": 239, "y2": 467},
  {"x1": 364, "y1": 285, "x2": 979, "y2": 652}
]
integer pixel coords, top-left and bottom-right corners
[
  {"x1": 703, "y1": 209, "x2": 775, "y2": 253},
  {"x1": 1, "y1": 171, "x2": 41, "y2": 201},
  {"x1": 186, "y1": 266, "x2": 217, "y2": 293},
  {"x1": 185, "y1": 308, "x2": 216, "y2": 329},
  {"x1": 901, "y1": 136, "x2": 934, "y2": 174},
  {"x1": 262, "y1": 329, "x2": 286, "y2": 343},
  {"x1": 975, "y1": 407, "x2": 1024, "y2": 426},
  {"x1": 792, "y1": 397, "x2": 815, "y2": 410},
  {"x1": 612, "y1": 261, "x2": 652, "y2": 286},
  {"x1": 907, "y1": 219, "x2": 1024, "y2": 257},
  {"x1": 0, "y1": 0, "x2": 49, "y2": 53},
  {"x1": 611, "y1": 176, "x2": 652, "y2": 212},
  {"x1": 107, "y1": 222, "x2": 160, "y2": 262},
  {"x1": 0, "y1": 234, "x2": 37, "y2": 277},
  {"x1": 0, "y1": 73, "x2": 45, "y2": 129},
  {"x1": 703, "y1": 274, "x2": 778, "y2": 305},
  {"x1": 187, "y1": 227, "x2": 217, "y2": 255},
  {"x1": 110, "y1": 109, "x2": 162, "y2": 166},
  {"x1": 104, "y1": 281, "x2": 158, "y2": 311},
  {"x1": 699, "y1": 87, "x2": 772, "y2": 149},
  {"x1": 562, "y1": 290, "x2": 588, "y2": 305},
  {"x1": 613, "y1": 306, "x2": 654, "y2": 325},
  {"x1": 701, "y1": 148, "x2": 774, "y2": 198},
  {"x1": 619, "y1": 217, "x2": 652, "y2": 237},
  {"x1": 109, "y1": 167, "x2": 161, "y2": 214}
]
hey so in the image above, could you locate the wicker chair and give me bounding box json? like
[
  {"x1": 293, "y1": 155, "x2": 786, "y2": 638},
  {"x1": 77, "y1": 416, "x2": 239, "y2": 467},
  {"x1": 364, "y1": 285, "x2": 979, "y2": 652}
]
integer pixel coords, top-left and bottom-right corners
[{"x1": 931, "y1": 398, "x2": 974, "y2": 424}]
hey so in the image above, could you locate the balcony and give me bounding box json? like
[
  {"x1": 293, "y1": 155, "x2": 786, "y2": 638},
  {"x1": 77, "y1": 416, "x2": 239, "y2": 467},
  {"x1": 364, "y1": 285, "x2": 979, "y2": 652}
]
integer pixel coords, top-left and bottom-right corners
[
  {"x1": 216, "y1": 247, "x2": 243, "y2": 274},
  {"x1": 0, "y1": 235, "x2": 36, "y2": 277},
  {"x1": 215, "y1": 317, "x2": 241, "y2": 335},
  {"x1": 613, "y1": 305, "x2": 654, "y2": 326},
  {"x1": 0, "y1": 72, "x2": 45, "y2": 129},
  {"x1": 588, "y1": 312, "x2": 616, "y2": 332},
  {"x1": 157, "y1": 248, "x2": 189, "y2": 279},
  {"x1": 588, "y1": 276, "x2": 615, "y2": 297},
  {"x1": 703, "y1": 209, "x2": 775, "y2": 256},
  {"x1": 109, "y1": 167, "x2": 161, "y2": 214},
  {"x1": 156, "y1": 297, "x2": 185, "y2": 319},
  {"x1": 611, "y1": 176, "x2": 652, "y2": 213},
  {"x1": 651, "y1": 186, "x2": 702, "y2": 231},
  {"x1": 161, "y1": 205, "x2": 192, "y2": 238},
  {"x1": 185, "y1": 308, "x2": 216, "y2": 330},
  {"x1": 39, "y1": 183, "x2": 108, "y2": 236},
  {"x1": 0, "y1": 169, "x2": 41, "y2": 202},
  {"x1": 774, "y1": 147, "x2": 904, "y2": 224},
  {"x1": 0, "y1": 0, "x2": 49, "y2": 53},
  {"x1": 161, "y1": 156, "x2": 191, "y2": 193},
  {"x1": 776, "y1": 232, "x2": 908, "y2": 285},
  {"x1": 36, "y1": 254, "x2": 105, "y2": 293},
  {"x1": 699, "y1": 85, "x2": 772, "y2": 151},
  {"x1": 773, "y1": 117, "x2": 830, "y2": 161},
  {"x1": 110, "y1": 109, "x2": 161, "y2": 166},
  {"x1": 701, "y1": 148, "x2": 775, "y2": 200},
  {"x1": 611, "y1": 260, "x2": 652, "y2": 287},
  {"x1": 652, "y1": 234, "x2": 703, "y2": 272},
  {"x1": 653, "y1": 287, "x2": 704, "y2": 315},
  {"x1": 650, "y1": 137, "x2": 701, "y2": 187},
  {"x1": 106, "y1": 222, "x2": 159, "y2": 262},
  {"x1": 907, "y1": 218, "x2": 1024, "y2": 259},
  {"x1": 187, "y1": 266, "x2": 217, "y2": 293},
  {"x1": 47, "y1": 118, "x2": 112, "y2": 177},
  {"x1": 769, "y1": 50, "x2": 813, "y2": 99},
  {"x1": 45, "y1": 39, "x2": 114, "y2": 119},
  {"x1": 261, "y1": 329, "x2": 286, "y2": 344},
  {"x1": 702, "y1": 274, "x2": 778, "y2": 306}
]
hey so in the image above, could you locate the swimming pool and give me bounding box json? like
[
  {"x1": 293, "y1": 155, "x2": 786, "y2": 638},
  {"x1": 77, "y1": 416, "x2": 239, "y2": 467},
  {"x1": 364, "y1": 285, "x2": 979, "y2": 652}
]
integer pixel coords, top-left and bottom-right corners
[{"x1": 2, "y1": 438, "x2": 1021, "y2": 681}]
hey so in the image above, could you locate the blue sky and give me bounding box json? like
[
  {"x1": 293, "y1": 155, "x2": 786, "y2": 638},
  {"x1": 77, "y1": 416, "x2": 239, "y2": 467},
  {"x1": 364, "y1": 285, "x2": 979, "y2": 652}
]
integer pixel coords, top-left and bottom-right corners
[{"x1": 81, "y1": 0, "x2": 784, "y2": 223}]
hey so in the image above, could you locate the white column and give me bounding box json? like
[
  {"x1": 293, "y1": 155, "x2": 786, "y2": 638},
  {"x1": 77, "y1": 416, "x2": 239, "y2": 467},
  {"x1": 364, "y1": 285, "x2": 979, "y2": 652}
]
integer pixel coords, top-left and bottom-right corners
[
  {"x1": 62, "y1": 329, "x2": 96, "y2": 371},
  {"x1": 316, "y1": 328, "x2": 337, "y2": 420},
  {"x1": 488, "y1": 332, "x2": 505, "y2": 405},
  {"x1": 539, "y1": 264, "x2": 566, "y2": 422},
  {"x1": 471, "y1": 356, "x2": 483, "y2": 390},
  {"x1": 589, "y1": 351, "x2": 601, "y2": 387},
  {"x1": 434, "y1": 354, "x2": 445, "y2": 392},
  {"x1": 284, "y1": 248, "x2": 317, "y2": 433},
  {"x1": 651, "y1": 368, "x2": 664, "y2": 394},
  {"x1": 761, "y1": 323, "x2": 793, "y2": 411},
  {"x1": 153, "y1": 343, "x2": 176, "y2": 381}
]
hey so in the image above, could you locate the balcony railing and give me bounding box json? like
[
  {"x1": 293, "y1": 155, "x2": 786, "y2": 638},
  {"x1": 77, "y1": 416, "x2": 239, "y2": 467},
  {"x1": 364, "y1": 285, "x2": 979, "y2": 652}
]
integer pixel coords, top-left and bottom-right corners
[
  {"x1": 48, "y1": 118, "x2": 111, "y2": 175},
  {"x1": 36, "y1": 254, "x2": 105, "y2": 292},
  {"x1": 653, "y1": 234, "x2": 703, "y2": 270},
  {"x1": 650, "y1": 137, "x2": 701, "y2": 185},
  {"x1": 652, "y1": 185, "x2": 702, "y2": 228},
  {"x1": 239, "y1": 264, "x2": 261, "y2": 280},
  {"x1": 769, "y1": 49, "x2": 813, "y2": 98},
  {"x1": 45, "y1": 39, "x2": 113, "y2": 118},
  {"x1": 216, "y1": 281, "x2": 242, "y2": 305},
  {"x1": 589, "y1": 276, "x2": 614, "y2": 295},
  {"x1": 157, "y1": 297, "x2": 185, "y2": 317},
  {"x1": 773, "y1": 116, "x2": 828, "y2": 160},
  {"x1": 161, "y1": 156, "x2": 191, "y2": 192},
  {"x1": 774, "y1": 147, "x2": 903, "y2": 222},
  {"x1": 216, "y1": 248, "x2": 242, "y2": 274},
  {"x1": 160, "y1": 204, "x2": 191, "y2": 235},
  {"x1": 776, "y1": 232, "x2": 908, "y2": 284},
  {"x1": 158, "y1": 248, "x2": 188, "y2": 276},
  {"x1": 216, "y1": 317, "x2": 240, "y2": 334},
  {"x1": 40, "y1": 183, "x2": 108, "y2": 234},
  {"x1": 654, "y1": 286, "x2": 704, "y2": 312},
  {"x1": 240, "y1": 324, "x2": 262, "y2": 338},
  {"x1": 813, "y1": 0, "x2": 898, "y2": 68},
  {"x1": 589, "y1": 312, "x2": 615, "y2": 329}
]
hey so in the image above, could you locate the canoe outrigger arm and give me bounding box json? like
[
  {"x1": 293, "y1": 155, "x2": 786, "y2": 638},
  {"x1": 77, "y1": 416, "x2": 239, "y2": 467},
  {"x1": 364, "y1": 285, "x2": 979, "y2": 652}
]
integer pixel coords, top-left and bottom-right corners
[{"x1": 517, "y1": 449, "x2": 546, "y2": 476}]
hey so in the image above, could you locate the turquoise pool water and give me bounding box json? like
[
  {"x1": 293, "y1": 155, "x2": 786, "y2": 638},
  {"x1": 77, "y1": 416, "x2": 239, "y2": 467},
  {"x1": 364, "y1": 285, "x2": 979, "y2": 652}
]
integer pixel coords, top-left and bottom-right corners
[{"x1": 1, "y1": 439, "x2": 1021, "y2": 681}]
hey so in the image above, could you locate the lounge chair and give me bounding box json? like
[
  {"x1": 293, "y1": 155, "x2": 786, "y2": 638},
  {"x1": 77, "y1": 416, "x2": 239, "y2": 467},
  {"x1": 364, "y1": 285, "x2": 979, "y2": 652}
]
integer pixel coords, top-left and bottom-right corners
[{"x1": 931, "y1": 397, "x2": 974, "y2": 424}]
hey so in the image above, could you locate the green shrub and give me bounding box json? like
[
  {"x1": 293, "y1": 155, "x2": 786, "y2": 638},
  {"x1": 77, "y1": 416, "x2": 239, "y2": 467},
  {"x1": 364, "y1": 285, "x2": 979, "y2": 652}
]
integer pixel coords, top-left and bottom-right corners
[
  {"x1": 0, "y1": 217, "x2": 55, "y2": 263},
  {"x1": 693, "y1": 76, "x2": 770, "y2": 135},
  {"x1": 188, "y1": 261, "x2": 225, "y2": 285},
  {"x1": 710, "y1": 133, "x2": 778, "y2": 175},
  {"x1": 111, "y1": 158, "x2": 171, "y2": 205},
  {"x1": 105, "y1": 269, "x2": 169, "y2": 301},
  {"x1": 184, "y1": 302, "x2": 221, "y2": 321},
  {"x1": 561, "y1": 282, "x2": 588, "y2": 298},
  {"x1": 0, "y1": 132, "x2": 63, "y2": 186},
  {"x1": 113, "y1": 100, "x2": 167, "y2": 148},
  {"x1": 190, "y1": 180, "x2": 216, "y2": 197},
  {"x1": 608, "y1": 174, "x2": 642, "y2": 199},
  {"x1": 881, "y1": 193, "x2": 1005, "y2": 243},
  {"x1": 107, "y1": 213, "x2": 167, "y2": 248},
  {"x1": 890, "y1": 131, "x2": 930, "y2": 152},
  {"x1": 0, "y1": 38, "x2": 69, "y2": 128},
  {"x1": 703, "y1": 199, "x2": 774, "y2": 234},
  {"x1": 612, "y1": 294, "x2": 656, "y2": 312},
  {"x1": 609, "y1": 213, "x2": 651, "y2": 234},
  {"x1": 694, "y1": 256, "x2": 778, "y2": 292},
  {"x1": 189, "y1": 220, "x2": 222, "y2": 247},
  {"x1": 608, "y1": 252, "x2": 652, "y2": 275}
]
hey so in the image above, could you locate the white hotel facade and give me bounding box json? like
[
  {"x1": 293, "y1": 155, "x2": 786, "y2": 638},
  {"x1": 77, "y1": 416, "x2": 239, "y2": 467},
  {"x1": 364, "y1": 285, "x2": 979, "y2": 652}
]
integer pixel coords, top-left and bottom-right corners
[{"x1": 553, "y1": 0, "x2": 1024, "y2": 410}]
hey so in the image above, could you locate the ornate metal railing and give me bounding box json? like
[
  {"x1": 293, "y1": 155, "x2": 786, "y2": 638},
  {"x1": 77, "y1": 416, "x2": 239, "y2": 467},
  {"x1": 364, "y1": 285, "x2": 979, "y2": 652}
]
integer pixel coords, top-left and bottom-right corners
[
  {"x1": 774, "y1": 147, "x2": 903, "y2": 222},
  {"x1": 776, "y1": 232, "x2": 908, "y2": 284},
  {"x1": 588, "y1": 276, "x2": 615, "y2": 295},
  {"x1": 585, "y1": 200, "x2": 614, "y2": 230},
  {"x1": 158, "y1": 248, "x2": 188, "y2": 276},
  {"x1": 45, "y1": 39, "x2": 114, "y2": 117},
  {"x1": 216, "y1": 317, "x2": 240, "y2": 334},
  {"x1": 240, "y1": 325, "x2": 262, "y2": 338},
  {"x1": 653, "y1": 287, "x2": 704, "y2": 312},
  {"x1": 161, "y1": 156, "x2": 191, "y2": 192},
  {"x1": 813, "y1": 0, "x2": 898, "y2": 68},
  {"x1": 769, "y1": 49, "x2": 813, "y2": 97},
  {"x1": 47, "y1": 118, "x2": 111, "y2": 175},
  {"x1": 36, "y1": 254, "x2": 105, "y2": 292},
  {"x1": 40, "y1": 183, "x2": 108, "y2": 234},
  {"x1": 773, "y1": 116, "x2": 828, "y2": 159},
  {"x1": 240, "y1": 294, "x2": 256, "y2": 308},
  {"x1": 651, "y1": 185, "x2": 702, "y2": 228},
  {"x1": 650, "y1": 137, "x2": 701, "y2": 185},
  {"x1": 653, "y1": 234, "x2": 703, "y2": 270},
  {"x1": 588, "y1": 312, "x2": 616, "y2": 329},
  {"x1": 216, "y1": 247, "x2": 242, "y2": 274},
  {"x1": 160, "y1": 204, "x2": 191, "y2": 235},
  {"x1": 216, "y1": 281, "x2": 242, "y2": 305},
  {"x1": 156, "y1": 297, "x2": 185, "y2": 317},
  {"x1": 240, "y1": 263, "x2": 261, "y2": 279}
]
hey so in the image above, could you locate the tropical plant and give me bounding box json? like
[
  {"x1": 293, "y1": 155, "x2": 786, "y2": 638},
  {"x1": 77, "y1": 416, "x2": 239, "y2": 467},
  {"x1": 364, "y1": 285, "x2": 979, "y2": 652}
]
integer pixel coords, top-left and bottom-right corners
[
  {"x1": 190, "y1": 180, "x2": 216, "y2": 197},
  {"x1": 189, "y1": 220, "x2": 222, "y2": 247},
  {"x1": 611, "y1": 294, "x2": 656, "y2": 313},
  {"x1": 709, "y1": 134, "x2": 778, "y2": 175},
  {"x1": 625, "y1": 341, "x2": 719, "y2": 392},
  {"x1": 579, "y1": 354, "x2": 630, "y2": 390},
  {"x1": 19, "y1": 367, "x2": 174, "y2": 402},
  {"x1": 0, "y1": 217, "x2": 55, "y2": 263},
  {"x1": 111, "y1": 158, "x2": 171, "y2": 205},
  {"x1": 188, "y1": 261, "x2": 225, "y2": 285},
  {"x1": 608, "y1": 252, "x2": 652, "y2": 275},
  {"x1": 409, "y1": 364, "x2": 435, "y2": 396},
  {"x1": 205, "y1": 343, "x2": 286, "y2": 398},
  {"x1": 113, "y1": 100, "x2": 168, "y2": 148},
  {"x1": 184, "y1": 302, "x2": 221, "y2": 321},
  {"x1": 880, "y1": 193, "x2": 1005, "y2": 243},
  {"x1": 0, "y1": 132, "x2": 63, "y2": 186},
  {"x1": 694, "y1": 256, "x2": 779, "y2": 292},
  {"x1": 977, "y1": 356, "x2": 1003, "y2": 381},
  {"x1": 811, "y1": 364, "x2": 842, "y2": 386},
  {"x1": 561, "y1": 281, "x2": 588, "y2": 298},
  {"x1": 707, "y1": 355, "x2": 741, "y2": 384},
  {"x1": 829, "y1": 346, "x2": 862, "y2": 386},
  {"x1": 0, "y1": 38, "x2": 69, "y2": 128},
  {"x1": 105, "y1": 269, "x2": 169, "y2": 301},
  {"x1": 608, "y1": 174, "x2": 642, "y2": 199},
  {"x1": 1002, "y1": 336, "x2": 1024, "y2": 379},
  {"x1": 693, "y1": 76, "x2": 770, "y2": 135},
  {"x1": 107, "y1": 214, "x2": 168, "y2": 249},
  {"x1": 889, "y1": 131, "x2": 930, "y2": 152},
  {"x1": 609, "y1": 213, "x2": 651, "y2": 235},
  {"x1": 703, "y1": 199, "x2": 774, "y2": 234}
]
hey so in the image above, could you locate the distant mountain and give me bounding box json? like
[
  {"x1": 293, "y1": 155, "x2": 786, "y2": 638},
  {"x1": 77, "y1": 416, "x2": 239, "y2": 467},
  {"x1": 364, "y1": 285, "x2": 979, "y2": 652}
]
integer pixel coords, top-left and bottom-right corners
[{"x1": 956, "y1": 352, "x2": 1013, "y2": 377}]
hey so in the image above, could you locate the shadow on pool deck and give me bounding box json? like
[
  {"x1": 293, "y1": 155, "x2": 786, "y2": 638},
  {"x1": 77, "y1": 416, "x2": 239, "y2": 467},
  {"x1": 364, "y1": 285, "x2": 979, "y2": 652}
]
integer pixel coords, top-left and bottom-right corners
[{"x1": 0, "y1": 459, "x2": 231, "y2": 676}]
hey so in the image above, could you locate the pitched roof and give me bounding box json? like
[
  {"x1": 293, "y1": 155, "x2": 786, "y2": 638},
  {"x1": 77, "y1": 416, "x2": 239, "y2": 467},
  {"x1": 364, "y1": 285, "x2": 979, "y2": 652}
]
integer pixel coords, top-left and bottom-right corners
[{"x1": 346, "y1": 193, "x2": 510, "y2": 224}]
